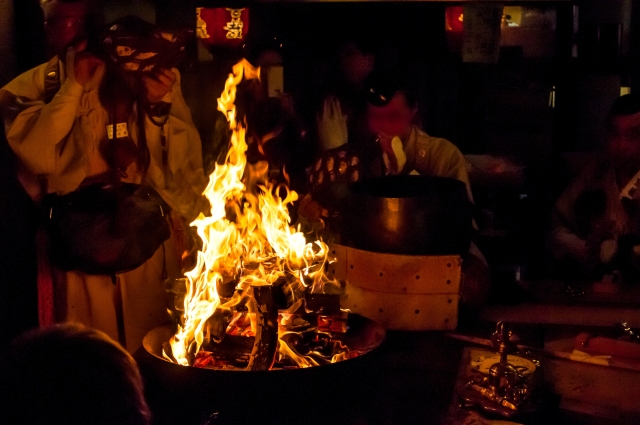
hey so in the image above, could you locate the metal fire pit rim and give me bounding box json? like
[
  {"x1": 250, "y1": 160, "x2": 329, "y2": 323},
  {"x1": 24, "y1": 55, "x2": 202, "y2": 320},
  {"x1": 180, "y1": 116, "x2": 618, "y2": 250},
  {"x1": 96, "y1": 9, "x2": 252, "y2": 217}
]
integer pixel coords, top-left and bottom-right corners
[{"x1": 143, "y1": 313, "x2": 386, "y2": 373}]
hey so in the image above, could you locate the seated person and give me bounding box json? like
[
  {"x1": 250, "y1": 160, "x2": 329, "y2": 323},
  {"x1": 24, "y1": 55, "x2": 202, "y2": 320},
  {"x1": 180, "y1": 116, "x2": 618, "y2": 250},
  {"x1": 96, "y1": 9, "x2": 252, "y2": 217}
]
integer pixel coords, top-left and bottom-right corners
[
  {"x1": 1, "y1": 323, "x2": 151, "y2": 425},
  {"x1": 302, "y1": 70, "x2": 473, "y2": 226},
  {"x1": 301, "y1": 71, "x2": 489, "y2": 308},
  {"x1": 549, "y1": 94, "x2": 640, "y2": 282}
]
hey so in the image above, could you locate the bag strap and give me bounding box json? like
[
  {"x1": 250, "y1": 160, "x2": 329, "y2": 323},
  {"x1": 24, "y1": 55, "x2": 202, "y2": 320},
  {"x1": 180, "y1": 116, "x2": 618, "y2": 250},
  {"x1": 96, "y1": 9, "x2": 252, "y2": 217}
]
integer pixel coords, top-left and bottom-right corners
[{"x1": 43, "y1": 56, "x2": 61, "y2": 104}]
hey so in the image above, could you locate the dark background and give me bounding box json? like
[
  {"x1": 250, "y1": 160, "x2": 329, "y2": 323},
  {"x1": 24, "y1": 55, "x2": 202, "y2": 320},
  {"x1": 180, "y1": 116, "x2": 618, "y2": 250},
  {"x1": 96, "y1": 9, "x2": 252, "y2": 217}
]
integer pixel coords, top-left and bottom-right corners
[
  {"x1": 4, "y1": 1, "x2": 640, "y2": 157},
  {"x1": 2, "y1": 0, "x2": 640, "y2": 342}
]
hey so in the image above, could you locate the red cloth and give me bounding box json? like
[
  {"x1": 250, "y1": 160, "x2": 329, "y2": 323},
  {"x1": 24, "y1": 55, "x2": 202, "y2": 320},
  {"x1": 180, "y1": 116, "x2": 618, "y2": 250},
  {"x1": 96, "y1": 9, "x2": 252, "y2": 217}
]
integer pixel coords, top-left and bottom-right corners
[{"x1": 36, "y1": 228, "x2": 55, "y2": 327}]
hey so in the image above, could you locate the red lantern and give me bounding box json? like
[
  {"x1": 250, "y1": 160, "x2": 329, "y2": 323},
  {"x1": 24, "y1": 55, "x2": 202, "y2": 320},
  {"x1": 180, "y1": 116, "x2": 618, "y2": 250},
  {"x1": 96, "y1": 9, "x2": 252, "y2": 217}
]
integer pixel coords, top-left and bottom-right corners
[
  {"x1": 445, "y1": 6, "x2": 464, "y2": 33},
  {"x1": 196, "y1": 7, "x2": 249, "y2": 47},
  {"x1": 445, "y1": 6, "x2": 464, "y2": 54}
]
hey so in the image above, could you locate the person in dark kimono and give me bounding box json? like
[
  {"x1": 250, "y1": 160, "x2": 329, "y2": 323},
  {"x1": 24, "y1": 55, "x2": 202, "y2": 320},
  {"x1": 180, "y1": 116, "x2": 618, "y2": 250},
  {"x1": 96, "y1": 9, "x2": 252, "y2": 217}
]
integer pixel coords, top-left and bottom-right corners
[{"x1": 549, "y1": 94, "x2": 640, "y2": 281}]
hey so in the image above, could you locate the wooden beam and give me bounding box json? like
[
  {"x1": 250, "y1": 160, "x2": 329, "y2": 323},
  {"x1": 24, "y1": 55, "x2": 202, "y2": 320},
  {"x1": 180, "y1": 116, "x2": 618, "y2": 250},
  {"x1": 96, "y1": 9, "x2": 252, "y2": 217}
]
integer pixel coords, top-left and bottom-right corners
[{"x1": 255, "y1": 0, "x2": 570, "y2": 3}]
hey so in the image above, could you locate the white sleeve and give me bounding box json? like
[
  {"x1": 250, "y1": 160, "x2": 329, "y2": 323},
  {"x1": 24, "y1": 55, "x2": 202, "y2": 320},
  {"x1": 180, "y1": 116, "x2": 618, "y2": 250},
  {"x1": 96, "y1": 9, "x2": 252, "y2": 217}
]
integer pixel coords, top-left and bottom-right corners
[
  {"x1": 316, "y1": 96, "x2": 348, "y2": 151},
  {"x1": 146, "y1": 69, "x2": 209, "y2": 222},
  {"x1": 3, "y1": 76, "x2": 83, "y2": 176},
  {"x1": 382, "y1": 136, "x2": 407, "y2": 175}
]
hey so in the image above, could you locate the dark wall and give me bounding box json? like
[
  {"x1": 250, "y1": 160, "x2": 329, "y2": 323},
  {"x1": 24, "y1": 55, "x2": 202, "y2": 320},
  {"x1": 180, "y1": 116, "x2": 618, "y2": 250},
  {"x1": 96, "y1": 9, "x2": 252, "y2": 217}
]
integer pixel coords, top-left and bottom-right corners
[
  {"x1": 11, "y1": 0, "x2": 47, "y2": 74},
  {"x1": 7, "y1": 1, "x2": 640, "y2": 158},
  {"x1": 214, "y1": 2, "x2": 566, "y2": 160},
  {"x1": 0, "y1": 0, "x2": 17, "y2": 87},
  {"x1": 0, "y1": 0, "x2": 45, "y2": 348},
  {"x1": 555, "y1": 0, "x2": 638, "y2": 152},
  {"x1": 5, "y1": 1, "x2": 616, "y2": 159},
  {"x1": 251, "y1": 2, "x2": 457, "y2": 143}
]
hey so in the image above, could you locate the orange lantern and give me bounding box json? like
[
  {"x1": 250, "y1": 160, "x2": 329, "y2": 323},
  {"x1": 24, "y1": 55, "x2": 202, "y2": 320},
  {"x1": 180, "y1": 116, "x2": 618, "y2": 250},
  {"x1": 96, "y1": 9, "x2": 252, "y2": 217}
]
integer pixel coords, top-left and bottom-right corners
[{"x1": 196, "y1": 7, "x2": 249, "y2": 47}]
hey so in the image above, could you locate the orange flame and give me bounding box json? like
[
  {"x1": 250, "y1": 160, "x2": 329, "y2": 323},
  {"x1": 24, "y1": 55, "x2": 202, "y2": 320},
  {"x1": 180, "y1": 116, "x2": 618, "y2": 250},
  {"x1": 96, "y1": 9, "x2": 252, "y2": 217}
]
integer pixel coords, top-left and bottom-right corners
[{"x1": 166, "y1": 59, "x2": 333, "y2": 366}]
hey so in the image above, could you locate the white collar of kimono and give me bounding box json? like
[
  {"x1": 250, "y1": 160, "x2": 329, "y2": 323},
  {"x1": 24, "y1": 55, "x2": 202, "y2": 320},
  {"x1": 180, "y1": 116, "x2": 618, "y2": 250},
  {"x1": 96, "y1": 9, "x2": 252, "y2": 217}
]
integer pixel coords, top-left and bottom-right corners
[{"x1": 620, "y1": 168, "x2": 640, "y2": 200}]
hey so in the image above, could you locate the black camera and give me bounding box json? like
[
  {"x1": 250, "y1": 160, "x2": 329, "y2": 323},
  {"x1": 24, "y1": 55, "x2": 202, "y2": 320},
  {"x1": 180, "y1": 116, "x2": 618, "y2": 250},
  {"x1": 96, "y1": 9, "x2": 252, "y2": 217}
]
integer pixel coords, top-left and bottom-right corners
[{"x1": 99, "y1": 16, "x2": 192, "y2": 76}]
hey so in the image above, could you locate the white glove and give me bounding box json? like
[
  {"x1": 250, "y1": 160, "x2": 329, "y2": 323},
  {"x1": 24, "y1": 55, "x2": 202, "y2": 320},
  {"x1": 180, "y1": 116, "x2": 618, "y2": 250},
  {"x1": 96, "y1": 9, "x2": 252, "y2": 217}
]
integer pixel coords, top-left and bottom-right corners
[
  {"x1": 65, "y1": 40, "x2": 103, "y2": 88},
  {"x1": 65, "y1": 43, "x2": 80, "y2": 85},
  {"x1": 381, "y1": 136, "x2": 407, "y2": 175},
  {"x1": 316, "y1": 96, "x2": 348, "y2": 151}
]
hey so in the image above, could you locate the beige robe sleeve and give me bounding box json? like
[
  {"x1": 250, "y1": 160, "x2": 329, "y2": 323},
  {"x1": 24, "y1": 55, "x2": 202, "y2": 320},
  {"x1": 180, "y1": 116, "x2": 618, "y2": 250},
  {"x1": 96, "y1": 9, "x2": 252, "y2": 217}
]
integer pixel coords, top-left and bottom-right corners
[
  {"x1": 548, "y1": 166, "x2": 592, "y2": 263},
  {"x1": 2, "y1": 61, "x2": 84, "y2": 176},
  {"x1": 445, "y1": 144, "x2": 474, "y2": 204},
  {"x1": 145, "y1": 69, "x2": 209, "y2": 222},
  {"x1": 416, "y1": 134, "x2": 474, "y2": 204}
]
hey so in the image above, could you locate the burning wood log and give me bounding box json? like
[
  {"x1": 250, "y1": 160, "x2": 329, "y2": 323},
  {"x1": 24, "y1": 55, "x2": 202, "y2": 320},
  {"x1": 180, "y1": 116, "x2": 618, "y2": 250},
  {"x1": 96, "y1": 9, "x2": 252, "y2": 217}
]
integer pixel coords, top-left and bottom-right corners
[
  {"x1": 216, "y1": 277, "x2": 237, "y2": 299},
  {"x1": 304, "y1": 292, "x2": 341, "y2": 315},
  {"x1": 318, "y1": 310, "x2": 349, "y2": 333},
  {"x1": 246, "y1": 285, "x2": 278, "y2": 371},
  {"x1": 203, "y1": 334, "x2": 254, "y2": 356},
  {"x1": 196, "y1": 334, "x2": 255, "y2": 368},
  {"x1": 206, "y1": 308, "x2": 233, "y2": 343}
]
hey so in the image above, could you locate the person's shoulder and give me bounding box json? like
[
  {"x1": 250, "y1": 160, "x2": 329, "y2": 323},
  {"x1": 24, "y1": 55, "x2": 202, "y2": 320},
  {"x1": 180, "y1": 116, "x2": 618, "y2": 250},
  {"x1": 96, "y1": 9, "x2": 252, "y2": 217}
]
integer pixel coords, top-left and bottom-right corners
[
  {"x1": 557, "y1": 154, "x2": 611, "y2": 199},
  {"x1": 7, "y1": 61, "x2": 51, "y2": 87},
  {"x1": 560, "y1": 153, "x2": 609, "y2": 179},
  {"x1": 416, "y1": 127, "x2": 451, "y2": 145},
  {"x1": 2, "y1": 60, "x2": 53, "y2": 99},
  {"x1": 415, "y1": 128, "x2": 462, "y2": 157},
  {"x1": 579, "y1": 154, "x2": 614, "y2": 182}
]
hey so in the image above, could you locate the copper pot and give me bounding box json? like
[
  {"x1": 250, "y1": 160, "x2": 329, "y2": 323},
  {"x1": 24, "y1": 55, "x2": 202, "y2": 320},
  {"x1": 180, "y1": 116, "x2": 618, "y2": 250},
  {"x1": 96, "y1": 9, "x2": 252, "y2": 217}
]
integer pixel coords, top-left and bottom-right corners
[{"x1": 343, "y1": 175, "x2": 473, "y2": 256}]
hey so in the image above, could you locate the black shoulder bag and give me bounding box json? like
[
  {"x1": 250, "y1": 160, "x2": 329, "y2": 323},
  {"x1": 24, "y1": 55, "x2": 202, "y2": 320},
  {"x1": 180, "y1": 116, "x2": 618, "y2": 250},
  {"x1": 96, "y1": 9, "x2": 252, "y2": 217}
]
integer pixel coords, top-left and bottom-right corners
[{"x1": 44, "y1": 182, "x2": 170, "y2": 275}]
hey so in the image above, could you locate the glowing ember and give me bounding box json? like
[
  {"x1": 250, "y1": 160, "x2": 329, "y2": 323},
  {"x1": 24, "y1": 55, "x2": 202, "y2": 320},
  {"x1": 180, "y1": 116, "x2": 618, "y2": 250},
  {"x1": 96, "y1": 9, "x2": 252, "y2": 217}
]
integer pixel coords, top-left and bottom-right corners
[{"x1": 165, "y1": 59, "x2": 340, "y2": 369}]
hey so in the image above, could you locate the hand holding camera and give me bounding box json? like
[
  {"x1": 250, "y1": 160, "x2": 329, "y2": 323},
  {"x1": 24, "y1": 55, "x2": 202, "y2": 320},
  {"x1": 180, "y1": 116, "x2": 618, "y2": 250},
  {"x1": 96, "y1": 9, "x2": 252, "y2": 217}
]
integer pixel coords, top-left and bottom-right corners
[
  {"x1": 67, "y1": 40, "x2": 103, "y2": 87},
  {"x1": 142, "y1": 68, "x2": 177, "y2": 104}
]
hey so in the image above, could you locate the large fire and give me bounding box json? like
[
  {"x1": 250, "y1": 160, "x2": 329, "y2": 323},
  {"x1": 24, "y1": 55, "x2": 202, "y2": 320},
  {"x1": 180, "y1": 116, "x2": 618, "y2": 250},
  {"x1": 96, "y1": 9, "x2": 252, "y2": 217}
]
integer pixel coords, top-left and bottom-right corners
[{"x1": 165, "y1": 60, "x2": 338, "y2": 369}]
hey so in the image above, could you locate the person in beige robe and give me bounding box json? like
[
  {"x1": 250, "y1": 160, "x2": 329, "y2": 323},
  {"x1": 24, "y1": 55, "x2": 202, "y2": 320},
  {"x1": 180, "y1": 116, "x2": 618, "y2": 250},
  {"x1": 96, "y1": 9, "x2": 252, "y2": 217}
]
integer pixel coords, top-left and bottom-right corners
[
  {"x1": 303, "y1": 73, "x2": 489, "y2": 308},
  {"x1": 1, "y1": 1, "x2": 208, "y2": 352}
]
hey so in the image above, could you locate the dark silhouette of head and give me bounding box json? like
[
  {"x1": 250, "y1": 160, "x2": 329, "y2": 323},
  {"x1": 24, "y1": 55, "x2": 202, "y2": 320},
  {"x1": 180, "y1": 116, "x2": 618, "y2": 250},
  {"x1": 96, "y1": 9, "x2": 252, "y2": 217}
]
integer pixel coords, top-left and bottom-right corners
[
  {"x1": 1, "y1": 323, "x2": 151, "y2": 425},
  {"x1": 41, "y1": 0, "x2": 103, "y2": 58},
  {"x1": 365, "y1": 70, "x2": 418, "y2": 139},
  {"x1": 606, "y1": 94, "x2": 640, "y2": 173}
]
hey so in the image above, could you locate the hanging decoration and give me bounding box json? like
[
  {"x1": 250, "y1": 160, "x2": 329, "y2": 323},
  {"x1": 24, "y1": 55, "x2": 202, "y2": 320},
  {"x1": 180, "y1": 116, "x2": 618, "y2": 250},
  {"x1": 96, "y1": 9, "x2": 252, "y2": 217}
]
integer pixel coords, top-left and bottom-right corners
[{"x1": 196, "y1": 7, "x2": 249, "y2": 47}]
